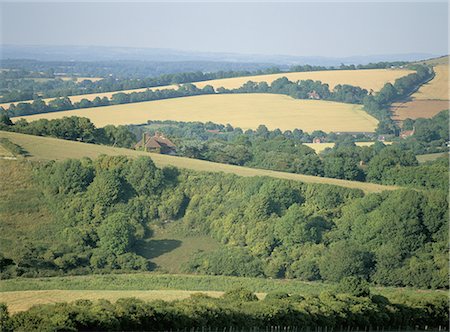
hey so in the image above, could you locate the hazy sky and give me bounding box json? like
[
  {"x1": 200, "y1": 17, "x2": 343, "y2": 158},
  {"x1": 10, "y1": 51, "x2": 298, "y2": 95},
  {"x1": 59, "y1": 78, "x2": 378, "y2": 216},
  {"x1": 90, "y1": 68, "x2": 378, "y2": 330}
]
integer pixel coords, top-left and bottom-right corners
[{"x1": 0, "y1": 1, "x2": 448, "y2": 57}]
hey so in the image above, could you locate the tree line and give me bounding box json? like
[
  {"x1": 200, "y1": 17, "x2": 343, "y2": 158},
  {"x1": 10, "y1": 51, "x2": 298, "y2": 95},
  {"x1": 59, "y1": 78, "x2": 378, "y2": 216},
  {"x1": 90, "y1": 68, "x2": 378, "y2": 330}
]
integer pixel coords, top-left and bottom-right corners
[
  {"x1": 4, "y1": 77, "x2": 372, "y2": 118},
  {"x1": 1, "y1": 286, "x2": 447, "y2": 331},
  {"x1": 363, "y1": 65, "x2": 434, "y2": 134},
  {"x1": 4, "y1": 63, "x2": 433, "y2": 137},
  {"x1": 1, "y1": 111, "x2": 448, "y2": 191},
  {"x1": 1, "y1": 60, "x2": 410, "y2": 104},
  {"x1": 134, "y1": 112, "x2": 448, "y2": 190}
]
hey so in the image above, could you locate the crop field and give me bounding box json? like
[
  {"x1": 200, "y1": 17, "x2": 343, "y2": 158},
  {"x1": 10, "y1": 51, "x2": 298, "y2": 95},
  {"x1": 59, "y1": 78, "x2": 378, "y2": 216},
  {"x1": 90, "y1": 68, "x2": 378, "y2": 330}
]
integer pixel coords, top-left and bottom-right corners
[
  {"x1": 0, "y1": 68, "x2": 412, "y2": 109},
  {"x1": 0, "y1": 131, "x2": 397, "y2": 193},
  {"x1": 304, "y1": 141, "x2": 392, "y2": 153},
  {"x1": 0, "y1": 273, "x2": 443, "y2": 314},
  {"x1": 392, "y1": 64, "x2": 449, "y2": 121},
  {"x1": 392, "y1": 100, "x2": 449, "y2": 121},
  {"x1": 413, "y1": 65, "x2": 449, "y2": 100},
  {"x1": 0, "y1": 290, "x2": 228, "y2": 313},
  {"x1": 189, "y1": 68, "x2": 413, "y2": 92},
  {"x1": 12, "y1": 94, "x2": 379, "y2": 132}
]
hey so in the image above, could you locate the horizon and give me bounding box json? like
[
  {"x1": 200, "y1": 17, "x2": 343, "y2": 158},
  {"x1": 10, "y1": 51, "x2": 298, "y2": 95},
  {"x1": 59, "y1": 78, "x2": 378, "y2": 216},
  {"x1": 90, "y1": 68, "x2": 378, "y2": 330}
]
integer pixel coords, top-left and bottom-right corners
[{"x1": 0, "y1": 43, "x2": 446, "y2": 60}]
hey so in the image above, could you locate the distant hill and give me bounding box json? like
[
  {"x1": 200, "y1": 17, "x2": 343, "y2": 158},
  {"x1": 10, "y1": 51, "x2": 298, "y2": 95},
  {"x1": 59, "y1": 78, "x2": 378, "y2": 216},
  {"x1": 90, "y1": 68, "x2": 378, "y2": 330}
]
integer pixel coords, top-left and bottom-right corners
[{"x1": 0, "y1": 44, "x2": 439, "y2": 66}]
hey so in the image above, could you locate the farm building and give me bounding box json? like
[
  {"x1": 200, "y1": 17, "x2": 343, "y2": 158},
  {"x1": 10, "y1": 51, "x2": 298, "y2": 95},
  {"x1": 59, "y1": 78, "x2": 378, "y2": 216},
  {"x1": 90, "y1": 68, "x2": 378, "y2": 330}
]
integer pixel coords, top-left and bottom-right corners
[
  {"x1": 135, "y1": 132, "x2": 176, "y2": 154},
  {"x1": 400, "y1": 128, "x2": 415, "y2": 139},
  {"x1": 307, "y1": 91, "x2": 321, "y2": 99}
]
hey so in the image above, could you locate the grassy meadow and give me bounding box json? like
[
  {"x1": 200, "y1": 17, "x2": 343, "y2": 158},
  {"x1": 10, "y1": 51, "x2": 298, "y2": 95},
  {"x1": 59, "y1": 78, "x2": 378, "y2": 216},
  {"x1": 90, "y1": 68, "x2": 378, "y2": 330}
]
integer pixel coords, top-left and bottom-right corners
[
  {"x1": 136, "y1": 224, "x2": 222, "y2": 274},
  {"x1": 12, "y1": 93, "x2": 379, "y2": 132},
  {"x1": 0, "y1": 68, "x2": 412, "y2": 109},
  {"x1": 0, "y1": 131, "x2": 397, "y2": 193},
  {"x1": 416, "y1": 152, "x2": 449, "y2": 163}
]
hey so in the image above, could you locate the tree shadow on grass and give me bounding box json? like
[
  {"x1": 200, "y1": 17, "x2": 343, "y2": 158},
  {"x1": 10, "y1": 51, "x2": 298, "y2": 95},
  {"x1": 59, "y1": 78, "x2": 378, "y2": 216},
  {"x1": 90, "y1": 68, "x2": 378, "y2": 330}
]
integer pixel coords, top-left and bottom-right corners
[{"x1": 134, "y1": 239, "x2": 182, "y2": 260}]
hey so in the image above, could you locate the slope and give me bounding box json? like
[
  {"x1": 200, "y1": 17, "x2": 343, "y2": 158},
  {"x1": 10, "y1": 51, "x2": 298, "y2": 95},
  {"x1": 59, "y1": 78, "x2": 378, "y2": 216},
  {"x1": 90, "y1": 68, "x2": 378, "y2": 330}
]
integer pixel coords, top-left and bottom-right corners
[{"x1": 0, "y1": 130, "x2": 396, "y2": 193}]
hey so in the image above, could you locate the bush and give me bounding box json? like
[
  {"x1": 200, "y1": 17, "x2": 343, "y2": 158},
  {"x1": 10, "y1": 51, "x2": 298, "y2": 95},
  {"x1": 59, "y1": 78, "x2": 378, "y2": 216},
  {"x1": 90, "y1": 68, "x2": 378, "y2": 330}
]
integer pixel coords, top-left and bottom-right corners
[
  {"x1": 222, "y1": 288, "x2": 258, "y2": 302},
  {"x1": 336, "y1": 276, "x2": 371, "y2": 297}
]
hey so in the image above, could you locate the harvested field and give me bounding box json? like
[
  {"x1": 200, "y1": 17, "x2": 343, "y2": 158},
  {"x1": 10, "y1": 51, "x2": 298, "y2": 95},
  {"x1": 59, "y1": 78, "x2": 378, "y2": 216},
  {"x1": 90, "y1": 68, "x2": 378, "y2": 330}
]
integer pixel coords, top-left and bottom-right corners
[
  {"x1": 12, "y1": 94, "x2": 378, "y2": 133},
  {"x1": 392, "y1": 64, "x2": 449, "y2": 121},
  {"x1": 413, "y1": 65, "x2": 449, "y2": 100},
  {"x1": 1, "y1": 290, "x2": 230, "y2": 314},
  {"x1": 392, "y1": 100, "x2": 449, "y2": 121}
]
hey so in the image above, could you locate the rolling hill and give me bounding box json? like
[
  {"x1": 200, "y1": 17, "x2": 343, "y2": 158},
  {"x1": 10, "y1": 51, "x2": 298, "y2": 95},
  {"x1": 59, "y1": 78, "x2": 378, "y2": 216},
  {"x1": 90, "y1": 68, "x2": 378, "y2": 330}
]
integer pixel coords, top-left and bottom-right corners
[
  {"x1": 0, "y1": 130, "x2": 396, "y2": 193},
  {"x1": 12, "y1": 94, "x2": 379, "y2": 132},
  {"x1": 0, "y1": 68, "x2": 413, "y2": 109},
  {"x1": 392, "y1": 57, "x2": 449, "y2": 122}
]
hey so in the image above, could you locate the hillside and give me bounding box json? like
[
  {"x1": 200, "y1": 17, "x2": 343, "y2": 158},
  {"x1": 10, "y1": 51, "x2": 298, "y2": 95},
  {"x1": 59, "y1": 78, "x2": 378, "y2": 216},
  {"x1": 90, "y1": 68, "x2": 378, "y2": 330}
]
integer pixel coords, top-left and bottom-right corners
[
  {"x1": 0, "y1": 130, "x2": 395, "y2": 193},
  {"x1": 12, "y1": 94, "x2": 379, "y2": 132},
  {"x1": 0, "y1": 68, "x2": 413, "y2": 109},
  {"x1": 392, "y1": 60, "x2": 449, "y2": 122}
]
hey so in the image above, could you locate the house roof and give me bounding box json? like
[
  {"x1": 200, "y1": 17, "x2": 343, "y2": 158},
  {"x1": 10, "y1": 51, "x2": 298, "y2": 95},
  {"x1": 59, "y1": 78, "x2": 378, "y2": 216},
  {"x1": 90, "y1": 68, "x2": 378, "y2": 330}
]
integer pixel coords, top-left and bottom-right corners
[
  {"x1": 401, "y1": 130, "x2": 414, "y2": 136},
  {"x1": 135, "y1": 132, "x2": 176, "y2": 149}
]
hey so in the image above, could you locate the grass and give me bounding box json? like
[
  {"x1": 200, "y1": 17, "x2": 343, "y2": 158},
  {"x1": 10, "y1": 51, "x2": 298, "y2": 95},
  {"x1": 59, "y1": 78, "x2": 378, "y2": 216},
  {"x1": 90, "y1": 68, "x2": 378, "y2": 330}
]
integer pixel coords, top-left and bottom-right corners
[
  {"x1": 0, "y1": 160, "x2": 60, "y2": 255},
  {"x1": 416, "y1": 55, "x2": 449, "y2": 66},
  {"x1": 0, "y1": 273, "x2": 444, "y2": 313},
  {"x1": 0, "y1": 68, "x2": 413, "y2": 109},
  {"x1": 0, "y1": 131, "x2": 397, "y2": 193},
  {"x1": 0, "y1": 142, "x2": 14, "y2": 157},
  {"x1": 135, "y1": 224, "x2": 222, "y2": 274},
  {"x1": 12, "y1": 94, "x2": 379, "y2": 133},
  {"x1": 416, "y1": 152, "x2": 449, "y2": 163}
]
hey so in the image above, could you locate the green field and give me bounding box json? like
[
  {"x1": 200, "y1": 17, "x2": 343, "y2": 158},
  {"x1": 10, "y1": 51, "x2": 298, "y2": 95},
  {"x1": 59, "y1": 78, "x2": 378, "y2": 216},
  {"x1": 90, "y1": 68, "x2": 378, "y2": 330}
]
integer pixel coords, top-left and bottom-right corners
[
  {"x1": 0, "y1": 131, "x2": 397, "y2": 193},
  {"x1": 136, "y1": 225, "x2": 222, "y2": 274},
  {"x1": 416, "y1": 152, "x2": 449, "y2": 163}
]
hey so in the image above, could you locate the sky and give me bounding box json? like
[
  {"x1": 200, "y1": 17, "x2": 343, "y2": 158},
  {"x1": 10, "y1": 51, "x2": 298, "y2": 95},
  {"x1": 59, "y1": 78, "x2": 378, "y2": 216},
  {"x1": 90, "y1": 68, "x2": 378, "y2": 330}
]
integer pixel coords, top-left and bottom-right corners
[{"x1": 0, "y1": 1, "x2": 448, "y2": 57}]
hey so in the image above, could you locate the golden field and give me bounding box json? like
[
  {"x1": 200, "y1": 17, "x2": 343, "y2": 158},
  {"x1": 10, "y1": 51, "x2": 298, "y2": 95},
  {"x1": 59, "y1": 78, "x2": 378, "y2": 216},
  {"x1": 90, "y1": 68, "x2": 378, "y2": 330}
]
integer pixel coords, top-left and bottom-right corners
[
  {"x1": 392, "y1": 64, "x2": 449, "y2": 121},
  {"x1": 189, "y1": 68, "x2": 412, "y2": 91},
  {"x1": 12, "y1": 93, "x2": 378, "y2": 132},
  {"x1": 0, "y1": 131, "x2": 397, "y2": 193},
  {"x1": 392, "y1": 100, "x2": 449, "y2": 121},
  {"x1": 1, "y1": 290, "x2": 234, "y2": 313},
  {"x1": 0, "y1": 68, "x2": 412, "y2": 109},
  {"x1": 413, "y1": 65, "x2": 449, "y2": 101},
  {"x1": 304, "y1": 141, "x2": 392, "y2": 153}
]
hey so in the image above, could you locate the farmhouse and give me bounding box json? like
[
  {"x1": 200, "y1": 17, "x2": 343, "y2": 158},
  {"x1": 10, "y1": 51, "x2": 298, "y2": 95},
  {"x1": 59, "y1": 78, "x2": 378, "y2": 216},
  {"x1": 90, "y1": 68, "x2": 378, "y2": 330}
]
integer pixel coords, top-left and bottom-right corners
[
  {"x1": 135, "y1": 132, "x2": 176, "y2": 154},
  {"x1": 400, "y1": 128, "x2": 415, "y2": 139},
  {"x1": 307, "y1": 90, "x2": 321, "y2": 99}
]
